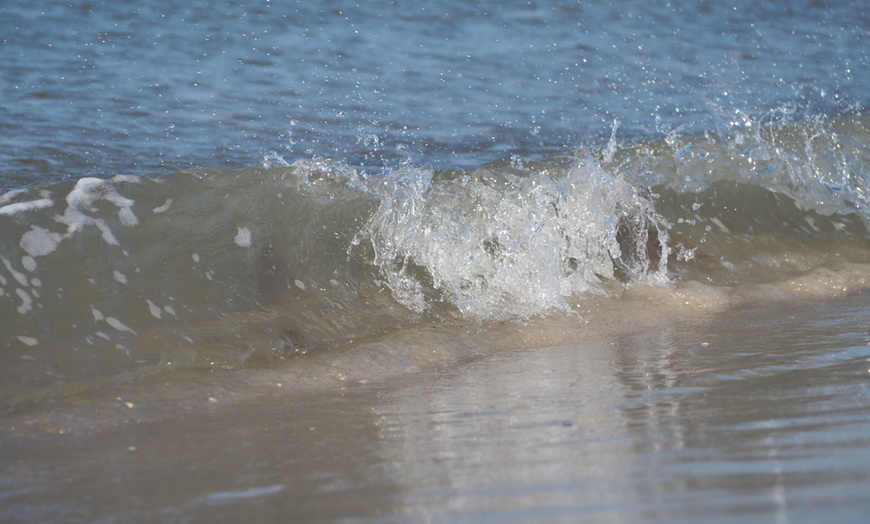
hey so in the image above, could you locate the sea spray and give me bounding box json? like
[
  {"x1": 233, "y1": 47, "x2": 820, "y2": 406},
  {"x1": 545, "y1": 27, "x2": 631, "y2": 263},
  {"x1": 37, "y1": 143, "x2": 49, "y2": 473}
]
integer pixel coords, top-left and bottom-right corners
[{"x1": 356, "y1": 156, "x2": 670, "y2": 319}]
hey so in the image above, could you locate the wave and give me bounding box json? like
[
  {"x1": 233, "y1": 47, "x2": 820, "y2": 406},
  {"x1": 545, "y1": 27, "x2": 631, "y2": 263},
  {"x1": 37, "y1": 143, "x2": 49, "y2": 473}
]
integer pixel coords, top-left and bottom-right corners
[{"x1": 0, "y1": 107, "x2": 868, "y2": 409}]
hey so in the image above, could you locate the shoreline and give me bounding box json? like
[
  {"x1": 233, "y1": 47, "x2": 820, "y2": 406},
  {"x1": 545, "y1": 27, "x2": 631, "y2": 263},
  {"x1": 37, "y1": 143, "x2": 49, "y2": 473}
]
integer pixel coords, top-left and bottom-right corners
[
  {"x1": 5, "y1": 263, "x2": 870, "y2": 440},
  {"x1": 3, "y1": 288, "x2": 869, "y2": 522}
]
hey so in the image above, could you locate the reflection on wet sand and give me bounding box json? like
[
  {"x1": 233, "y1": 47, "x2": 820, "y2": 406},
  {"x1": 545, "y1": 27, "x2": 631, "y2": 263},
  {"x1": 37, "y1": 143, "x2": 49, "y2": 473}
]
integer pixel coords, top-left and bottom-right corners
[
  {"x1": 370, "y1": 297, "x2": 870, "y2": 522},
  {"x1": 374, "y1": 337, "x2": 636, "y2": 521},
  {"x1": 2, "y1": 295, "x2": 870, "y2": 522}
]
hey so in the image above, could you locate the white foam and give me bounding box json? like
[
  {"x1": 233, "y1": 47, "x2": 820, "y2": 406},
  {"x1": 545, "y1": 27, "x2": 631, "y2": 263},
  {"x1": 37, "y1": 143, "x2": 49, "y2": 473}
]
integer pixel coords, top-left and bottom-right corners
[
  {"x1": 2, "y1": 257, "x2": 29, "y2": 287},
  {"x1": 204, "y1": 484, "x2": 284, "y2": 503},
  {"x1": 235, "y1": 226, "x2": 252, "y2": 247},
  {"x1": 153, "y1": 198, "x2": 173, "y2": 213},
  {"x1": 0, "y1": 198, "x2": 54, "y2": 217},
  {"x1": 17, "y1": 335, "x2": 38, "y2": 347},
  {"x1": 113, "y1": 271, "x2": 127, "y2": 284},
  {"x1": 192, "y1": 253, "x2": 200, "y2": 263},
  {"x1": 97, "y1": 219, "x2": 121, "y2": 245},
  {"x1": 106, "y1": 316, "x2": 136, "y2": 335},
  {"x1": 54, "y1": 177, "x2": 139, "y2": 247},
  {"x1": 146, "y1": 299, "x2": 162, "y2": 319},
  {"x1": 16, "y1": 288, "x2": 32, "y2": 314},
  {"x1": 92, "y1": 307, "x2": 105, "y2": 322},
  {"x1": 0, "y1": 188, "x2": 28, "y2": 206},
  {"x1": 112, "y1": 174, "x2": 141, "y2": 184},
  {"x1": 294, "y1": 279, "x2": 306, "y2": 290},
  {"x1": 20, "y1": 225, "x2": 63, "y2": 257},
  {"x1": 118, "y1": 207, "x2": 137, "y2": 227},
  {"x1": 21, "y1": 256, "x2": 37, "y2": 272}
]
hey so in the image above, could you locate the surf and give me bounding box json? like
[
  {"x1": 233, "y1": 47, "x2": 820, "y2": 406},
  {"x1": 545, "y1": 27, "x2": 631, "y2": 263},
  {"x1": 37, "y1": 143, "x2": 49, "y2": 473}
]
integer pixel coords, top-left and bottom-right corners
[{"x1": 0, "y1": 108, "x2": 868, "y2": 414}]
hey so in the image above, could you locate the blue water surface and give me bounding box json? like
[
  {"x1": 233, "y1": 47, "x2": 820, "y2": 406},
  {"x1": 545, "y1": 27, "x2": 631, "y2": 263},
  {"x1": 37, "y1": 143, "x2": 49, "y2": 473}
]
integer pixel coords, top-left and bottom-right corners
[{"x1": 0, "y1": 0, "x2": 867, "y2": 188}]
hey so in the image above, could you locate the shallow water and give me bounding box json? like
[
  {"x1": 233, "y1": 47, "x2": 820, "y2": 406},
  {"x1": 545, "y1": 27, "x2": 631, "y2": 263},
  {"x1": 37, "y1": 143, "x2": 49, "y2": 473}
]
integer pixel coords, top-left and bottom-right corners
[
  {"x1": 2, "y1": 0, "x2": 870, "y2": 522},
  {"x1": 2, "y1": 292, "x2": 870, "y2": 523}
]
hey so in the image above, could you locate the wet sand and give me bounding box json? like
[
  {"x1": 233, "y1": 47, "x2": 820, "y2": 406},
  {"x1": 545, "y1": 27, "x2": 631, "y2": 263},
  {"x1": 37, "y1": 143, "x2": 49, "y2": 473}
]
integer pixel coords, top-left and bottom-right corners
[{"x1": 2, "y1": 291, "x2": 870, "y2": 523}]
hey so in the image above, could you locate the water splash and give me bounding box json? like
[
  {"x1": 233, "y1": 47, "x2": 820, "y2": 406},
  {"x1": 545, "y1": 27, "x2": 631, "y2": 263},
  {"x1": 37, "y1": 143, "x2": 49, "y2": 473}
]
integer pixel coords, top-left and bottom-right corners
[{"x1": 357, "y1": 156, "x2": 669, "y2": 319}]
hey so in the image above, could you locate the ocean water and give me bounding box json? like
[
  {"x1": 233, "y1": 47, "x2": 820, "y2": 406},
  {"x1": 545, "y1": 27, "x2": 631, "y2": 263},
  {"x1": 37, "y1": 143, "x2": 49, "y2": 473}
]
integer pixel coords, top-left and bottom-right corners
[{"x1": 1, "y1": 0, "x2": 870, "y2": 522}]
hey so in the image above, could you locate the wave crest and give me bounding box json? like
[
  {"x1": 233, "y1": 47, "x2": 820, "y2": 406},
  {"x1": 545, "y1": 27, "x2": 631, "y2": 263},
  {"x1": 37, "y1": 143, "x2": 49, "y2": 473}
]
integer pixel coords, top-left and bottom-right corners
[{"x1": 357, "y1": 156, "x2": 669, "y2": 319}]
